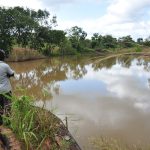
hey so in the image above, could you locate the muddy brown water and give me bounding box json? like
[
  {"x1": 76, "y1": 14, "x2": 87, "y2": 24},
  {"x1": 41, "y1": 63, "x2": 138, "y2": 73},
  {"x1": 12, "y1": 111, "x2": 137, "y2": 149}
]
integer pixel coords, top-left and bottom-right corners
[{"x1": 9, "y1": 56, "x2": 150, "y2": 149}]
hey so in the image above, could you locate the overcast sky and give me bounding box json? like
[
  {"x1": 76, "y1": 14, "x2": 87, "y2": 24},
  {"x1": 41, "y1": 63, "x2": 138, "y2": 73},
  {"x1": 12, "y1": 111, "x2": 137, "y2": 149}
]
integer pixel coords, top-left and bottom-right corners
[{"x1": 1, "y1": 0, "x2": 150, "y2": 39}]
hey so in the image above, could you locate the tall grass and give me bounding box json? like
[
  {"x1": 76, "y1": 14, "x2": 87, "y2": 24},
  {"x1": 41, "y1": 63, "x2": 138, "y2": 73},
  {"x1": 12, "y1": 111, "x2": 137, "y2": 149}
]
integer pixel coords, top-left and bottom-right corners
[
  {"x1": 7, "y1": 48, "x2": 46, "y2": 62},
  {"x1": 2, "y1": 94, "x2": 68, "y2": 149}
]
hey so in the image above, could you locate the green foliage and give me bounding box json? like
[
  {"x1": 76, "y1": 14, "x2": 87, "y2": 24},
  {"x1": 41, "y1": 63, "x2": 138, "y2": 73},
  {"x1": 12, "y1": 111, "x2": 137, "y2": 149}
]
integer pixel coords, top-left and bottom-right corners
[
  {"x1": 3, "y1": 94, "x2": 60, "y2": 149},
  {"x1": 91, "y1": 33, "x2": 117, "y2": 50},
  {"x1": 118, "y1": 35, "x2": 135, "y2": 48},
  {"x1": 91, "y1": 33, "x2": 103, "y2": 48},
  {"x1": 2, "y1": 6, "x2": 150, "y2": 57},
  {"x1": 59, "y1": 38, "x2": 77, "y2": 55},
  {"x1": 2, "y1": 95, "x2": 36, "y2": 149},
  {"x1": 0, "y1": 7, "x2": 14, "y2": 55},
  {"x1": 40, "y1": 29, "x2": 66, "y2": 56},
  {"x1": 135, "y1": 45, "x2": 142, "y2": 52},
  {"x1": 143, "y1": 36, "x2": 150, "y2": 46},
  {"x1": 67, "y1": 26, "x2": 87, "y2": 52},
  {"x1": 0, "y1": 6, "x2": 57, "y2": 55},
  {"x1": 102, "y1": 35, "x2": 117, "y2": 49}
]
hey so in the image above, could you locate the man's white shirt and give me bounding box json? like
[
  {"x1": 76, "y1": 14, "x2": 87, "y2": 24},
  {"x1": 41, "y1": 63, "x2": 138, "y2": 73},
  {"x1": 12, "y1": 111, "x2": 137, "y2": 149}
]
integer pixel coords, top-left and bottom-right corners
[{"x1": 0, "y1": 61, "x2": 14, "y2": 93}]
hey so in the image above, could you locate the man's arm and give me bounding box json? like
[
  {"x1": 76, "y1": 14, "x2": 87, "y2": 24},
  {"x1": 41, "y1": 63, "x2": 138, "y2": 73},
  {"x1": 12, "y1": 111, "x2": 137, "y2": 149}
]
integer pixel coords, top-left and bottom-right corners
[{"x1": 6, "y1": 65, "x2": 14, "y2": 78}]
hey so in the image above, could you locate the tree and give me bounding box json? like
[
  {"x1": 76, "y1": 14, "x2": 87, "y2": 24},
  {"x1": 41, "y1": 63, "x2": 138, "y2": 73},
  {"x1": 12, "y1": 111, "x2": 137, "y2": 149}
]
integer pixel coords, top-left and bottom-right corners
[
  {"x1": 118, "y1": 35, "x2": 134, "y2": 48},
  {"x1": 101, "y1": 35, "x2": 117, "y2": 49},
  {"x1": 0, "y1": 7, "x2": 15, "y2": 55},
  {"x1": 91, "y1": 34, "x2": 117, "y2": 50},
  {"x1": 143, "y1": 36, "x2": 150, "y2": 47},
  {"x1": 91, "y1": 33, "x2": 103, "y2": 48},
  {"x1": 0, "y1": 6, "x2": 58, "y2": 55},
  {"x1": 12, "y1": 7, "x2": 39, "y2": 47},
  {"x1": 67, "y1": 26, "x2": 87, "y2": 51}
]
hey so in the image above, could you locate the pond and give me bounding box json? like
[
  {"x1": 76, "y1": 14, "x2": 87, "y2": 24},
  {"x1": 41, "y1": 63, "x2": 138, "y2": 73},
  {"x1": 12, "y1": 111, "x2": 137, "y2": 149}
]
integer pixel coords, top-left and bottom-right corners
[{"x1": 9, "y1": 55, "x2": 150, "y2": 149}]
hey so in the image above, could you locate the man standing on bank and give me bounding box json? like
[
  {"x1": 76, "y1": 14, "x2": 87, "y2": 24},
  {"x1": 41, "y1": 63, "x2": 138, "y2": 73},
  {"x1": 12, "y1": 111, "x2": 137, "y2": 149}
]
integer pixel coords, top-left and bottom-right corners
[{"x1": 0, "y1": 49, "x2": 14, "y2": 125}]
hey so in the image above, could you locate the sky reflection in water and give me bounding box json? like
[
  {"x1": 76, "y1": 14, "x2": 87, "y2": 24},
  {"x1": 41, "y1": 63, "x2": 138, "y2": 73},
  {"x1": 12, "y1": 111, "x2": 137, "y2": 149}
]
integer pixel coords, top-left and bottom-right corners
[
  {"x1": 46, "y1": 58, "x2": 150, "y2": 147},
  {"x1": 11, "y1": 57, "x2": 150, "y2": 148}
]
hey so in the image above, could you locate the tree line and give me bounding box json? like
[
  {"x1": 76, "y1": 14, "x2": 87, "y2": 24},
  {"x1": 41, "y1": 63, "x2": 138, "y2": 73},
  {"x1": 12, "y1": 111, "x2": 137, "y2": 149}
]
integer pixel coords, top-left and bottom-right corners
[
  {"x1": 0, "y1": 6, "x2": 150, "y2": 56},
  {"x1": 0, "y1": 6, "x2": 64, "y2": 55}
]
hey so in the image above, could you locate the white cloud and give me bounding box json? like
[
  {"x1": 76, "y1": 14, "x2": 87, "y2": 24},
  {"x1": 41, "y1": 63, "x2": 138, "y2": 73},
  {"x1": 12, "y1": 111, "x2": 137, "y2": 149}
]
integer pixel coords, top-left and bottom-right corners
[
  {"x1": 39, "y1": 0, "x2": 100, "y2": 6},
  {"x1": 107, "y1": 0, "x2": 150, "y2": 22},
  {"x1": 0, "y1": 0, "x2": 43, "y2": 10},
  {"x1": 0, "y1": 0, "x2": 150, "y2": 39},
  {"x1": 84, "y1": 60, "x2": 150, "y2": 102},
  {"x1": 56, "y1": 0, "x2": 150, "y2": 39},
  {"x1": 39, "y1": 0, "x2": 75, "y2": 6}
]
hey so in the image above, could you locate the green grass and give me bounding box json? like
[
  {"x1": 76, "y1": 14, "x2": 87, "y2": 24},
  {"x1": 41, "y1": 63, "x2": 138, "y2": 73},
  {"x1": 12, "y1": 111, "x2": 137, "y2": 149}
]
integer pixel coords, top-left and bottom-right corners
[{"x1": 2, "y1": 94, "x2": 69, "y2": 150}]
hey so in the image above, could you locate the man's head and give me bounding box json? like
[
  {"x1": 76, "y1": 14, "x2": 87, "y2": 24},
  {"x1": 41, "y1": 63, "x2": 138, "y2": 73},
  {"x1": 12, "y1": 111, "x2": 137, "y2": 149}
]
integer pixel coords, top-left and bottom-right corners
[{"x1": 0, "y1": 49, "x2": 5, "y2": 61}]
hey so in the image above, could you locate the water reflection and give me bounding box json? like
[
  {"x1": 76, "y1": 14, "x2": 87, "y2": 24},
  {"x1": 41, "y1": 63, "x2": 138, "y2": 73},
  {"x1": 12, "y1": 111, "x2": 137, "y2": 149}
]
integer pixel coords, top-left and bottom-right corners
[
  {"x1": 10, "y1": 57, "x2": 88, "y2": 100},
  {"x1": 9, "y1": 56, "x2": 150, "y2": 149}
]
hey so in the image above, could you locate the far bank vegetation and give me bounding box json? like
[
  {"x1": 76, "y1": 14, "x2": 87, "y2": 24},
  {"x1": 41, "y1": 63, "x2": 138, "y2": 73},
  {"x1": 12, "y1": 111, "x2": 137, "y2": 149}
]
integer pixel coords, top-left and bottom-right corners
[{"x1": 0, "y1": 6, "x2": 150, "y2": 61}]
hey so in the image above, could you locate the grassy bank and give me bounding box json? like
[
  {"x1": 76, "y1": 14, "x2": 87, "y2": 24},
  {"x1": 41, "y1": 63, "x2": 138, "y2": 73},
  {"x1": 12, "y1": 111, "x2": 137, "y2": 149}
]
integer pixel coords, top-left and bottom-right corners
[
  {"x1": 2, "y1": 94, "x2": 81, "y2": 150},
  {"x1": 6, "y1": 46, "x2": 150, "y2": 62}
]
